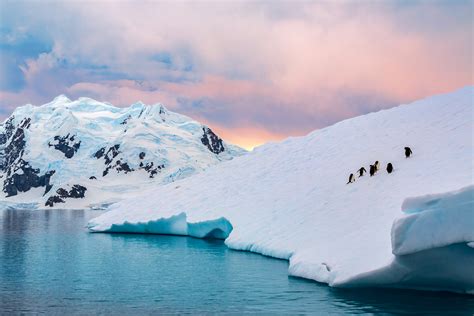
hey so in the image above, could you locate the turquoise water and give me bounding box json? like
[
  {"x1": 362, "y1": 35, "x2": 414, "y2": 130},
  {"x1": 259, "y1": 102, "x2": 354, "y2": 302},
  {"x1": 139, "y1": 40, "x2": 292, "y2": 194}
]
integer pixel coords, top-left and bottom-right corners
[{"x1": 1, "y1": 208, "x2": 473, "y2": 315}]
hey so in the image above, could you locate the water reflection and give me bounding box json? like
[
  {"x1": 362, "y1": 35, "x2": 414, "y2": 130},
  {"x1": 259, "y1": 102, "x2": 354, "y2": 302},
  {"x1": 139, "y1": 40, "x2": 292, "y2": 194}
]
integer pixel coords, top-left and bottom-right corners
[
  {"x1": 1, "y1": 208, "x2": 473, "y2": 314},
  {"x1": 328, "y1": 284, "x2": 474, "y2": 314},
  {"x1": 1, "y1": 208, "x2": 32, "y2": 312},
  {"x1": 1, "y1": 208, "x2": 32, "y2": 277}
]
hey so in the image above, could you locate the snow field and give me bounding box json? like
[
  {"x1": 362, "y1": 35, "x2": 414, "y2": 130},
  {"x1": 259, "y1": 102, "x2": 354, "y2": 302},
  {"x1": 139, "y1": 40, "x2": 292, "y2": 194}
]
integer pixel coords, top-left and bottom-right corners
[{"x1": 86, "y1": 86, "x2": 472, "y2": 293}]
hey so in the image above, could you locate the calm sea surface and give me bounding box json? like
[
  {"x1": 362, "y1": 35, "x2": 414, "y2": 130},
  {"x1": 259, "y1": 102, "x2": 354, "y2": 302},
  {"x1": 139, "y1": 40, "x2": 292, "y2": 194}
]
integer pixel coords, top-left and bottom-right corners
[{"x1": 1, "y1": 208, "x2": 473, "y2": 314}]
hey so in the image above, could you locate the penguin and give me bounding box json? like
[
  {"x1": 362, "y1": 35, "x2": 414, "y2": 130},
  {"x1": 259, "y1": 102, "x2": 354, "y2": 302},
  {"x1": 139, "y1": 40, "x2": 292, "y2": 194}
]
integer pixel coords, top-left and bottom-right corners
[
  {"x1": 358, "y1": 167, "x2": 366, "y2": 177},
  {"x1": 369, "y1": 164, "x2": 376, "y2": 177},
  {"x1": 405, "y1": 147, "x2": 413, "y2": 158},
  {"x1": 386, "y1": 163, "x2": 393, "y2": 174},
  {"x1": 347, "y1": 173, "x2": 355, "y2": 184},
  {"x1": 374, "y1": 161, "x2": 380, "y2": 172}
]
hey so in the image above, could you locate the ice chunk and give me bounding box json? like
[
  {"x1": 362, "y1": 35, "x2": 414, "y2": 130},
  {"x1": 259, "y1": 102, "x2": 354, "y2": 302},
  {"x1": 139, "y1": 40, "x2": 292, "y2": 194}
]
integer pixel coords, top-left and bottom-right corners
[
  {"x1": 393, "y1": 185, "x2": 474, "y2": 255},
  {"x1": 88, "y1": 212, "x2": 233, "y2": 240}
]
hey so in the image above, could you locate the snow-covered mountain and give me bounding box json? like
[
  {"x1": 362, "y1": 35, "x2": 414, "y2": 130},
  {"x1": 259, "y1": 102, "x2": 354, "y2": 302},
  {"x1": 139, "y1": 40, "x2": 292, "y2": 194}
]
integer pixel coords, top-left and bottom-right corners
[
  {"x1": 0, "y1": 95, "x2": 245, "y2": 208},
  {"x1": 89, "y1": 87, "x2": 474, "y2": 294}
]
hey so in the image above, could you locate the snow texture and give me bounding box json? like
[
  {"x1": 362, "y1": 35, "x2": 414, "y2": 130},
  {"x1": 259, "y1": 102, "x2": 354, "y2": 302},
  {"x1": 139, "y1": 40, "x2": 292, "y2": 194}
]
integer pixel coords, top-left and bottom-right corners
[
  {"x1": 0, "y1": 96, "x2": 245, "y2": 208},
  {"x1": 89, "y1": 86, "x2": 473, "y2": 293}
]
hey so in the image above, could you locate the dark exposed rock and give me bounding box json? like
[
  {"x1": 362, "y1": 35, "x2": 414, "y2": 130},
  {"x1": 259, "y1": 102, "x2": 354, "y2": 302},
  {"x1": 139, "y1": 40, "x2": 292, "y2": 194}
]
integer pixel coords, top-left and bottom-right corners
[
  {"x1": 69, "y1": 184, "x2": 87, "y2": 198},
  {"x1": 201, "y1": 127, "x2": 225, "y2": 154},
  {"x1": 95, "y1": 144, "x2": 121, "y2": 165},
  {"x1": 48, "y1": 134, "x2": 81, "y2": 158},
  {"x1": 142, "y1": 161, "x2": 164, "y2": 178},
  {"x1": 89, "y1": 176, "x2": 97, "y2": 180},
  {"x1": 2, "y1": 118, "x2": 31, "y2": 171},
  {"x1": 121, "y1": 115, "x2": 131, "y2": 125},
  {"x1": 0, "y1": 116, "x2": 16, "y2": 145},
  {"x1": 3, "y1": 159, "x2": 55, "y2": 197},
  {"x1": 92, "y1": 135, "x2": 168, "y2": 179},
  {"x1": 94, "y1": 147, "x2": 106, "y2": 159},
  {"x1": 97, "y1": 144, "x2": 133, "y2": 177},
  {"x1": 1, "y1": 129, "x2": 24, "y2": 171},
  {"x1": 56, "y1": 188, "x2": 68, "y2": 196},
  {"x1": 45, "y1": 184, "x2": 87, "y2": 207},
  {"x1": 20, "y1": 117, "x2": 31, "y2": 129},
  {"x1": 0, "y1": 134, "x2": 6, "y2": 147},
  {"x1": 0, "y1": 117, "x2": 56, "y2": 197},
  {"x1": 45, "y1": 195, "x2": 64, "y2": 207},
  {"x1": 105, "y1": 145, "x2": 121, "y2": 165},
  {"x1": 103, "y1": 160, "x2": 133, "y2": 177},
  {"x1": 99, "y1": 146, "x2": 164, "y2": 178},
  {"x1": 116, "y1": 160, "x2": 133, "y2": 173},
  {"x1": 45, "y1": 183, "x2": 53, "y2": 195}
]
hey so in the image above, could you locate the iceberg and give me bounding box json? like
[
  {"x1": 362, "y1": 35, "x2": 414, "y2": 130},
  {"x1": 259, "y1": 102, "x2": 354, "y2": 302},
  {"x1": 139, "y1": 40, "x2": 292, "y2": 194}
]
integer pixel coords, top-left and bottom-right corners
[{"x1": 88, "y1": 87, "x2": 474, "y2": 293}]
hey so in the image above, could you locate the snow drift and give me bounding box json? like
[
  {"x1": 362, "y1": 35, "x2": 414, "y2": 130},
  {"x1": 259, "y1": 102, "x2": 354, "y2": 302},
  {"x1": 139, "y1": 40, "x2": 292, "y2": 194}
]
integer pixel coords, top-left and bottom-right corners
[{"x1": 89, "y1": 87, "x2": 474, "y2": 293}]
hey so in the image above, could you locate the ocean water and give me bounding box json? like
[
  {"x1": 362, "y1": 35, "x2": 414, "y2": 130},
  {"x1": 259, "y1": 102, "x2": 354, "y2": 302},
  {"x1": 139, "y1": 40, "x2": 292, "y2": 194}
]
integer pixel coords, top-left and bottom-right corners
[{"x1": 1, "y1": 208, "x2": 473, "y2": 314}]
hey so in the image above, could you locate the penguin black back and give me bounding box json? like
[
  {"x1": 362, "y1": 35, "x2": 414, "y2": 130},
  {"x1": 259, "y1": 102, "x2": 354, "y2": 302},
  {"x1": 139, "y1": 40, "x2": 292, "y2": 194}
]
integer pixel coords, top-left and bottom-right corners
[
  {"x1": 369, "y1": 165, "x2": 375, "y2": 176},
  {"x1": 347, "y1": 173, "x2": 355, "y2": 184}
]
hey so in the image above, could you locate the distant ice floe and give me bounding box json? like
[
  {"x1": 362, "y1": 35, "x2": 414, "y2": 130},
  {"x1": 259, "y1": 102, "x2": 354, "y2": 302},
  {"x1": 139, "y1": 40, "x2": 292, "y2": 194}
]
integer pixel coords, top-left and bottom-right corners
[{"x1": 89, "y1": 212, "x2": 233, "y2": 240}]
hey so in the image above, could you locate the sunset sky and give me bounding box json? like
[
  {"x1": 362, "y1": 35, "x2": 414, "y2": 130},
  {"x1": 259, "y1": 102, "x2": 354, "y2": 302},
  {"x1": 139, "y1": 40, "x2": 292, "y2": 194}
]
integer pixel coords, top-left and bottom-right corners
[{"x1": 0, "y1": 1, "x2": 472, "y2": 149}]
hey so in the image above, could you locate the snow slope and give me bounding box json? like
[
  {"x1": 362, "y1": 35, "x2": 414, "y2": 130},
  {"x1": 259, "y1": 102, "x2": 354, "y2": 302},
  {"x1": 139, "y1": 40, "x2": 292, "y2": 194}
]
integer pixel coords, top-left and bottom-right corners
[
  {"x1": 0, "y1": 96, "x2": 245, "y2": 209},
  {"x1": 88, "y1": 87, "x2": 474, "y2": 293}
]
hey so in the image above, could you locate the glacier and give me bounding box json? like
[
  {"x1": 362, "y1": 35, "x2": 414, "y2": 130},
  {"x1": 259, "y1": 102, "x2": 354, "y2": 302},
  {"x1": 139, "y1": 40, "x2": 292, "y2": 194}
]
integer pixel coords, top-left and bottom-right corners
[
  {"x1": 88, "y1": 87, "x2": 474, "y2": 293},
  {"x1": 0, "y1": 96, "x2": 245, "y2": 209}
]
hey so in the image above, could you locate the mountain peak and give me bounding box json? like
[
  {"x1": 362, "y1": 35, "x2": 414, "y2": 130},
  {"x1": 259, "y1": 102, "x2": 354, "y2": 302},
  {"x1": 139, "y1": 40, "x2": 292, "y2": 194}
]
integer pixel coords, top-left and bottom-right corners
[
  {"x1": 51, "y1": 94, "x2": 72, "y2": 104},
  {"x1": 0, "y1": 95, "x2": 246, "y2": 209}
]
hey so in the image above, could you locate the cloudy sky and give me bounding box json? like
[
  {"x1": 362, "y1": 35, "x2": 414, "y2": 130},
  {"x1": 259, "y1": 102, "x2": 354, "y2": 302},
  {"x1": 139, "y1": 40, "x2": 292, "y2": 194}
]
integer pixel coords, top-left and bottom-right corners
[{"x1": 0, "y1": 1, "x2": 472, "y2": 149}]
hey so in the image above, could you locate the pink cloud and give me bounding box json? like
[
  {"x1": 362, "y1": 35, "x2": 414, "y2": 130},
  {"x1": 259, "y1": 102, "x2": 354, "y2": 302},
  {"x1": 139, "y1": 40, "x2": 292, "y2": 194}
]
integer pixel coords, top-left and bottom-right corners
[{"x1": 1, "y1": 1, "x2": 472, "y2": 149}]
